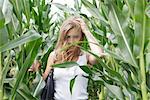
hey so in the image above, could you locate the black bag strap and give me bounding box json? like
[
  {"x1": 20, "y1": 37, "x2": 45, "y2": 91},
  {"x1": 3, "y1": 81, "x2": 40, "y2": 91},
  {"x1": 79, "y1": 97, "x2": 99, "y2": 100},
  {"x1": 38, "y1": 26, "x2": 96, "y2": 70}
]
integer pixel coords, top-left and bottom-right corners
[
  {"x1": 41, "y1": 69, "x2": 55, "y2": 100},
  {"x1": 45, "y1": 69, "x2": 54, "y2": 83}
]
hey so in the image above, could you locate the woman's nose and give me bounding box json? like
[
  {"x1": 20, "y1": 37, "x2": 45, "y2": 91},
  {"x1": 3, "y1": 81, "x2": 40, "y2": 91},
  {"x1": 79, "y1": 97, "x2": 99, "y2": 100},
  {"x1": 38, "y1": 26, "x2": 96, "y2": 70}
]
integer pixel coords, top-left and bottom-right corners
[{"x1": 69, "y1": 37, "x2": 75, "y2": 43}]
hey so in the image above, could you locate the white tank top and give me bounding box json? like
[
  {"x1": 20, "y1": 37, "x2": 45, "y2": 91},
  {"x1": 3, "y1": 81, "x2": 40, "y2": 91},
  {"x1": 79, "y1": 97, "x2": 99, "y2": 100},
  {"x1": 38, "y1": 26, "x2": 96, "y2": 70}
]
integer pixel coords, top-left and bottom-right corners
[{"x1": 53, "y1": 51, "x2": 89, "y2": 100}]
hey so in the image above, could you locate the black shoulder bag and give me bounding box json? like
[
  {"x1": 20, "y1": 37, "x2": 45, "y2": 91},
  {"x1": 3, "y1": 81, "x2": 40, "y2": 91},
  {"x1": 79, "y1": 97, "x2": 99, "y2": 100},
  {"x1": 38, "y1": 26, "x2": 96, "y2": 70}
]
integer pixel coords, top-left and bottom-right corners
[{"x1": 40, "y1": 69, "x2": 55, "y2": 100}]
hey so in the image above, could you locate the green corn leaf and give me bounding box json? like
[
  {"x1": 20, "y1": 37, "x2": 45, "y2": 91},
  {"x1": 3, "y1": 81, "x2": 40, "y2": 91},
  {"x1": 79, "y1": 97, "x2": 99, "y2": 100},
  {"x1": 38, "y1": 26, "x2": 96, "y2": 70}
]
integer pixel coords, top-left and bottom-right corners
[
  {"x1": 9, "y1": 79, "x2": 37, "y2": 100},
  {"x1": 79, "y1": 65, "x2": 93, "y2": 75},
  {"x1": 0, "y1": 30, "x2": 41, "y2": 52},
  {"x1": 81, "y1": 0, "x2": 108, "y2": 24},
  {"x1": 104, "y1": 83, "x2": 124, "y2": 100},
  {"x1": 70, "y1": 75, "x2": 77, "y2": 95},
  {"x1": 108, "y1": 1, "x2": 138, "y2": 68},
  {"x1": 52, "y1": 62, "x2": 79, "y2": 68}
]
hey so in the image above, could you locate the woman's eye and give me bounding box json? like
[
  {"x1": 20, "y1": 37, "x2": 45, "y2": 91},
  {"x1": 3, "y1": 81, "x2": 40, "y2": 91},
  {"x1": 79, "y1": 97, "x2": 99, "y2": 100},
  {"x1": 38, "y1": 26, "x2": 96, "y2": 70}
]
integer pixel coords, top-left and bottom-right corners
[
  {"x1": 74, "y1": 35, "x2": 79, "y2": 38},
  {"x1": 65, "y1": 36, "x2": 70, "y2": 39},
  {"x1": 65, "y1": 35, "x2": 79, "y2": 39}
]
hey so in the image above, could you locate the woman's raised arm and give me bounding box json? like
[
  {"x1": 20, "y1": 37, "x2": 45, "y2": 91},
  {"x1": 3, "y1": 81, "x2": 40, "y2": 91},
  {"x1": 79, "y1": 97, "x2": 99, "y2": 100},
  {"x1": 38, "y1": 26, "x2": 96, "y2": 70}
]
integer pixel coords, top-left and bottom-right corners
[{"x1": 75, "y1": 18, "x2": 104, "y2": 65}]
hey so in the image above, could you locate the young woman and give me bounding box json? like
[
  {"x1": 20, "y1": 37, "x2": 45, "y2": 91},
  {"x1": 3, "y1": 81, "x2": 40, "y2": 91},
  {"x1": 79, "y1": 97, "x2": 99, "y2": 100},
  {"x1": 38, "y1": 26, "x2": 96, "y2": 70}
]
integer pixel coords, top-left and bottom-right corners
[{"x1": 42, "y1": 16, "x2": 103, "y2": 100}]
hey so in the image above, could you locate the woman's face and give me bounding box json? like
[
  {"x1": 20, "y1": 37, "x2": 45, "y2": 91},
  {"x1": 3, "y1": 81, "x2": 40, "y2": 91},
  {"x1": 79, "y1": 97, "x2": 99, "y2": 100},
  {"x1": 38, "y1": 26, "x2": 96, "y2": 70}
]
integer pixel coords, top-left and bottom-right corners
[{"x1": 65, "y1": 28, "x2": 82, "y2": 44}]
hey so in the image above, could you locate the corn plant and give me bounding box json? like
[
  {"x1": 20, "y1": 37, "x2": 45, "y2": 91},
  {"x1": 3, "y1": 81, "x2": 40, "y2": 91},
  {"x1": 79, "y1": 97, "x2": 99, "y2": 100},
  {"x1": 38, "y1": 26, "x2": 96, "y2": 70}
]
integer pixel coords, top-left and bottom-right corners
[
  {"x1": 0, "y1": 0, "x2": 150, "y2": 100},
  {"x1": 80, "y1": 0, "x2": 150, "y2": 99}
]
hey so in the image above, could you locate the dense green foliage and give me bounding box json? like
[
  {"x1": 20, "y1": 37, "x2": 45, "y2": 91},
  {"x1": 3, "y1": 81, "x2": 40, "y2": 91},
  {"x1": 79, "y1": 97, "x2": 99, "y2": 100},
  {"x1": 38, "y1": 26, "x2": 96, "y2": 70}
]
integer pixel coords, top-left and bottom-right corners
[{"x1": 0, "y1": 0, "x2": 150, "y2": 100}]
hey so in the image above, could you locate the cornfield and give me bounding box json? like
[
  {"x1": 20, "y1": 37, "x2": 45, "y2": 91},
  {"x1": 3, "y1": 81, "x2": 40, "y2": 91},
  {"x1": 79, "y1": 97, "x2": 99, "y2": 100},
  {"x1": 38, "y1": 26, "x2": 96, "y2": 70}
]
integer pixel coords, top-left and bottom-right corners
[{"x1": 0, "y1": 0, "x2": 150, "y2": 100}]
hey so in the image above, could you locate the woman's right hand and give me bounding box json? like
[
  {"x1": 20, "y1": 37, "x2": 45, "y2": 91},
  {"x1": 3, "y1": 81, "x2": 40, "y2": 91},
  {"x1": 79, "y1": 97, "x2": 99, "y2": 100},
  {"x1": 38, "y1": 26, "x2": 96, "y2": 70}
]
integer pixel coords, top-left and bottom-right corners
[{"x1": 28, "y1": 60, "x2": 41, "y2": 72}]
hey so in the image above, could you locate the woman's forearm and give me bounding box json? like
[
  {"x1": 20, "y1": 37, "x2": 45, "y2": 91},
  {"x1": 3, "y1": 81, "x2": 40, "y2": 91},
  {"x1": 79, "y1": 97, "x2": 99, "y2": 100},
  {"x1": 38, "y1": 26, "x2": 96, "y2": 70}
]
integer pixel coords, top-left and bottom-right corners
[
  {"x1": 43, "y1": 53, "x2": 53, "y2": 80},
  {"x1": 84, "y1": 30, "x2": 103, "y2": 57},
  {"x1": 43, "y1": 64, "x2": 52, "y2": 80}
]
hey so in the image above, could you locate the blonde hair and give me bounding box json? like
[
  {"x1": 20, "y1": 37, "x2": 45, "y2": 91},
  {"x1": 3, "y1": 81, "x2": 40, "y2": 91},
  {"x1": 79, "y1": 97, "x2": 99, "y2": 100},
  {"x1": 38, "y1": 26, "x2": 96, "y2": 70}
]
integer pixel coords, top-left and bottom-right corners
[{"x1": 54, "y1": 16, "x2": 84, "y2": 64}]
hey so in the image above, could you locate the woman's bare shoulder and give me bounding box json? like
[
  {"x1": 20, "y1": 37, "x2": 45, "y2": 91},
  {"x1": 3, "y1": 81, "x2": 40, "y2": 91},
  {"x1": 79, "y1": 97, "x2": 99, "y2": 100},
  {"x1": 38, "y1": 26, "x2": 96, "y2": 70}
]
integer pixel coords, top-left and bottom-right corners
[{"x1": 84, "y1": 51, "x2": 97, "y2": 65}]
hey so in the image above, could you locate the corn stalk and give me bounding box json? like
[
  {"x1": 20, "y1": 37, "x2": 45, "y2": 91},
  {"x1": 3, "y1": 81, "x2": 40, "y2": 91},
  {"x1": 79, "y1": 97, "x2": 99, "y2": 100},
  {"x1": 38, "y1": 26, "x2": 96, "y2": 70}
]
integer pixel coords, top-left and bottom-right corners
[{"x1": 0, "y1": 53, "x2": 3, "y2": 99}]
